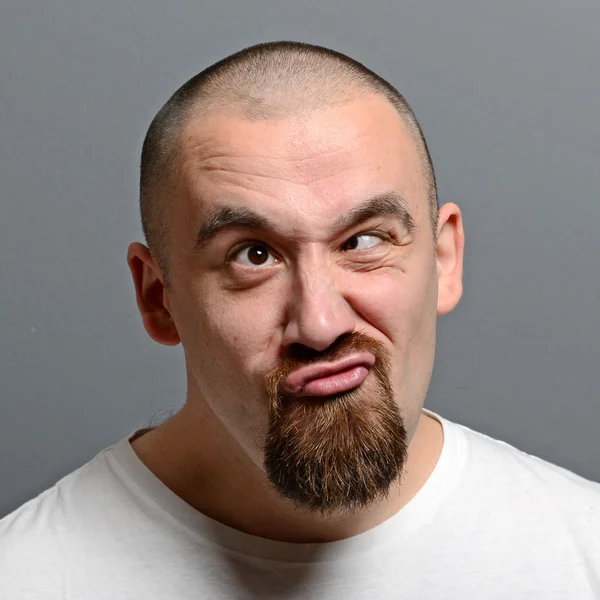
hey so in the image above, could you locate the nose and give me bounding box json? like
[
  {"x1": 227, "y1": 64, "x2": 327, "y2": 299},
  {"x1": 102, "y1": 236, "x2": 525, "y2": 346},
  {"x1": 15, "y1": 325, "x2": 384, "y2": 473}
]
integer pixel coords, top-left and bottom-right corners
[{"x1": 281, "y1": 254, "x2": 356, "y2": 352}]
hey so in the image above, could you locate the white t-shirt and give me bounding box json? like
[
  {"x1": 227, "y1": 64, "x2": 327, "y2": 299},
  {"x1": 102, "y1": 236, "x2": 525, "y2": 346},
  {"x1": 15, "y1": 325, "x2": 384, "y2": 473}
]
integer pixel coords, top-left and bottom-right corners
[{"x1": 1, "y1": 408, "x2": 599, "y2": 599}]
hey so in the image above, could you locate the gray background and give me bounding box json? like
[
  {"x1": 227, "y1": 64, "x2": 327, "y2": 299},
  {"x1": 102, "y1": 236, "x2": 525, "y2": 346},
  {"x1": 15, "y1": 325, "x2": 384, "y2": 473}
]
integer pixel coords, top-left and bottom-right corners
[{"x1": 1, "y1": 0, "x2": 599, "y2": 518}]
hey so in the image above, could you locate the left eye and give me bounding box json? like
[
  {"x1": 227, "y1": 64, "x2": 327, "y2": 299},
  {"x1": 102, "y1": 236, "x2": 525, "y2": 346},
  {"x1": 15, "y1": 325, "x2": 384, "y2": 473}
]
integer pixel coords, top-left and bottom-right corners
[{"x1": 343, "y1": 234, "x2": 384, "y2": 251}]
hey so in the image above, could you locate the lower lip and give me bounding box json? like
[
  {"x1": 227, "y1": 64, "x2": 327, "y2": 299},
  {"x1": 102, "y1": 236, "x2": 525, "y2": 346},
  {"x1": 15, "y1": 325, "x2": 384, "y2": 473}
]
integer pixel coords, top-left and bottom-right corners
[{"x1": 299, "y1": 366, "x2": 370, "y2": 397}]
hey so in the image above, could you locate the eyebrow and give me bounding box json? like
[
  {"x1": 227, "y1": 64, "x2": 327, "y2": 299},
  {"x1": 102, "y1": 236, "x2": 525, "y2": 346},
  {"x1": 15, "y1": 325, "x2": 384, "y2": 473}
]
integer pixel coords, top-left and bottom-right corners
[
  {"x1": 333, "y1": 192, "x2": 415, "y2": 235},
  {"x1": 193, "y1": 206, "x2": 276, "y2": 251},
  {"x1": 192, "y1": 192, "x2": 415, "y2": 252}
]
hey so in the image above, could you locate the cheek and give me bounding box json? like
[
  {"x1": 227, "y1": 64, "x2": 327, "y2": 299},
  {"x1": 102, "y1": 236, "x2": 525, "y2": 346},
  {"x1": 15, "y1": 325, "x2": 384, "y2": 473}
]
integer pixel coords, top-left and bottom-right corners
[
  {"x1": 189, "y1": 282, "x2": 285, "y2": 376},
  {"x1": 349, "y1": 268, "x2": 436, "y2": 340},
  {"x1": 346, "y1": 255, "x2": 438, "y2": 388},
  {"x1": 176, "y1": 286, "x2": 283, "y2": 448}
]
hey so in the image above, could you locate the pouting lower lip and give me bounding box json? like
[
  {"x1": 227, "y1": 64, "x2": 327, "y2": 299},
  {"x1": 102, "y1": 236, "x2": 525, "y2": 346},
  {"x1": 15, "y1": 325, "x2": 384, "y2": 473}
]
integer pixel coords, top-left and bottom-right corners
[
  {"x1": 297, "y1": 365, "x2": 370, "y2": 397},
  {"x1": 281, "y1": 352, "x2": 376, "y2": 395}
]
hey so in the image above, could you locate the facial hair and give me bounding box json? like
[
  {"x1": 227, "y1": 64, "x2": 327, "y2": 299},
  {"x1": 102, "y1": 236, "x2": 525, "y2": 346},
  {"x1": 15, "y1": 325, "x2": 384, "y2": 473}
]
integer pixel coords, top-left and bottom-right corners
[{"x1": 264, "y1": 331, "x2": 408, "y2": 515}]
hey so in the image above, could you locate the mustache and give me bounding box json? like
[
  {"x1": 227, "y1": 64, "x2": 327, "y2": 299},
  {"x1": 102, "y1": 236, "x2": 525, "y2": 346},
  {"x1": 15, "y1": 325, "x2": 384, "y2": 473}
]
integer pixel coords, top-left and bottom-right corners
[{"x1": 265, "y1": 331, "x2": 390, "y2": 404}]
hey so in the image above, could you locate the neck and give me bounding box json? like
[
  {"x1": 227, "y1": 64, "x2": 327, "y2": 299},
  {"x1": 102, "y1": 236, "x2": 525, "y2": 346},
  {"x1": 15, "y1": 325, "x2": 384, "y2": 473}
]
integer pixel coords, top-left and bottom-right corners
[{"x1": 131, "y1": 399, "x2": 443, "y2": 544}]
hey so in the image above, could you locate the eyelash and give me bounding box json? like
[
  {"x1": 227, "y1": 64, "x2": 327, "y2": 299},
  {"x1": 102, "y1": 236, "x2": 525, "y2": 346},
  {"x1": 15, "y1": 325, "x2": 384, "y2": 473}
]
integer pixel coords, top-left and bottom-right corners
[
  {"x1": 341, "y1": 230, "x2": 394, "y2": 250},
  {"x1": 228, "y1": 230, "x2": 394, "y2": 267}
]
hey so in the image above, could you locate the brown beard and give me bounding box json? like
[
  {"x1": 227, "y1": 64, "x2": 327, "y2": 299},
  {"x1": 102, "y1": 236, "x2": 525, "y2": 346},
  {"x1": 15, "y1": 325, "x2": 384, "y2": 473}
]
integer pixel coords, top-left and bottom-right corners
[{"x1": 264, "y1": 331, "x2": 408, "y2": 514}]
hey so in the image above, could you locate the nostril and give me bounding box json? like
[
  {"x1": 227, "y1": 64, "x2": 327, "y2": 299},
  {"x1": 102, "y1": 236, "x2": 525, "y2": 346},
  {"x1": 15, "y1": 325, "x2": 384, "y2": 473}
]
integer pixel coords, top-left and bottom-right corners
[
  {"x1": 287, "y1": 343, "x2": 320, "y2": 362},
  {"x1": 286, "y1": 333, "x2": 355, "y2": 363}
]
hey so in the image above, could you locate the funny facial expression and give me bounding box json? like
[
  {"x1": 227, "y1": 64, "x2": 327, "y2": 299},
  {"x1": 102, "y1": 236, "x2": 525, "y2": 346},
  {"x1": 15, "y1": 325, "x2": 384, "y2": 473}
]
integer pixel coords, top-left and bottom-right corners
[{"x1": 139, "y1": 93, "x2": 463, "y2": 513}]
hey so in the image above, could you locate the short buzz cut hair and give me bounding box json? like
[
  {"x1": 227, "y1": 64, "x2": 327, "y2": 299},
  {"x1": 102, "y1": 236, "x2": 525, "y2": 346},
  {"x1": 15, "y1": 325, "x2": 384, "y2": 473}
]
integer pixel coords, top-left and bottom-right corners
[{"x1": 139, "y1": 41, "x2": 438, "y2": 288}]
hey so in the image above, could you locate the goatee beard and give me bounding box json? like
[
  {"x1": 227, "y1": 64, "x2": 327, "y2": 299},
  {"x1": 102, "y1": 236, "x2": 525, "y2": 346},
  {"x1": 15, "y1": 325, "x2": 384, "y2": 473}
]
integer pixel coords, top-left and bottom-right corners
[{"x1": 264, "y1": 332, "x2": 408, "y2": 515}]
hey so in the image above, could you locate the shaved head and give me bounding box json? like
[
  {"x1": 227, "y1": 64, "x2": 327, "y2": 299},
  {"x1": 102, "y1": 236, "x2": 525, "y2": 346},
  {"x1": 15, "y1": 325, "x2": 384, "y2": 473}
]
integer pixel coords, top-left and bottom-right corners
[{"x1": 139, "y1": 41, "x2": 438, "y2": 287}]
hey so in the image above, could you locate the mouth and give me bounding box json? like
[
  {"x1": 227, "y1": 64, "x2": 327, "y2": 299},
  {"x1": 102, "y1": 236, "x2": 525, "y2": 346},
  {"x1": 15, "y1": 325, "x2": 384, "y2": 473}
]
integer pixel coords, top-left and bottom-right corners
[{"x1": 281, "y1": 352, "x2": 376, "y2": 397}]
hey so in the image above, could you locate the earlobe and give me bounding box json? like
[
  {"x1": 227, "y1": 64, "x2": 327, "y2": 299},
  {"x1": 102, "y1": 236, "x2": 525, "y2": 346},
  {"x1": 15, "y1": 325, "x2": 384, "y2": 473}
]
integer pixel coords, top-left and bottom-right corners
[
  {"x1": 435, "y1": 203, "x2": 465, "y2": 315},
  {"x1": 126, "y1": 242, "x2": 181, "y2": 346}
]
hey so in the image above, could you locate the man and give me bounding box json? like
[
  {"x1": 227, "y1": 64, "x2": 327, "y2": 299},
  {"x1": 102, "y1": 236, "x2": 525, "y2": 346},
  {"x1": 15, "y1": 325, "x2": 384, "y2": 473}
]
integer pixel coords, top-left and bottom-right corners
[{"x1": 1, "y1": 41, "x2": 599, "y2": 599}]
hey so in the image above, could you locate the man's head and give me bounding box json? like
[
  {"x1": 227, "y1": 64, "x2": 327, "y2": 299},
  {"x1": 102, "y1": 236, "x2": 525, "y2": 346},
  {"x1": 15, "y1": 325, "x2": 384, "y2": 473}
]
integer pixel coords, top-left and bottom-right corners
[
  {"x1": 128, "y1": 41, "x2": 464, "y2": 515},
  {"x1": 139, "y1": 41, "x2": 439, "y2": 289}
]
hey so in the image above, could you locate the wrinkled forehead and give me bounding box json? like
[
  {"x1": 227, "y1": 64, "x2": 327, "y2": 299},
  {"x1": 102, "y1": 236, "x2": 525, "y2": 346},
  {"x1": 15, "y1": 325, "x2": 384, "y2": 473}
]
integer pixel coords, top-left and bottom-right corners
[{"x1": 176, "y1": 94, "x2": 427, "y2": 234}]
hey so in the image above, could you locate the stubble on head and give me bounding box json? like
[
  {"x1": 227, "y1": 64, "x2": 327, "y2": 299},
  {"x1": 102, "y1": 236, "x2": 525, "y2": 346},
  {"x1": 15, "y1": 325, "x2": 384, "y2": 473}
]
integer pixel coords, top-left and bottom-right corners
[{"x1": 264, "y1": 331, "x2": 408, "y2": 515}]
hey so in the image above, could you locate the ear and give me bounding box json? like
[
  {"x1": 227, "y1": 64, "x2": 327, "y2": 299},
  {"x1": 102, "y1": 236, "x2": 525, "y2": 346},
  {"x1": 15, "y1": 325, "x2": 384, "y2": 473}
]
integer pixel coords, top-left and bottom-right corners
[
  {"x1": 435, "y1": 203, "x2": 465, "y2": 315},
  {"x1": 126, "y1": 242, "x2": 181, "y2": 346}
]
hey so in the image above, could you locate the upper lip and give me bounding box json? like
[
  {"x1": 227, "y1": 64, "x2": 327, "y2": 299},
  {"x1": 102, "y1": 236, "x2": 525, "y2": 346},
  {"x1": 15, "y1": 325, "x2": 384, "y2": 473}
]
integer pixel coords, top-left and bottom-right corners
[{"x1": 281, "y1": 351, "x2": 376, "y2": 395}]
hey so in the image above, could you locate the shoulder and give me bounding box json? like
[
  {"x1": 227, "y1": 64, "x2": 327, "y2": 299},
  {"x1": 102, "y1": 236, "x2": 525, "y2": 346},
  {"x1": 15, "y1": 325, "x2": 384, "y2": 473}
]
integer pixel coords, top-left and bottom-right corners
[
  {"x1": 455, "y1": 418, "x2": 599, "y2": 491},
  {"x1": 0, "y1": 446, "x2": 120, "y2": 598},
  {"x1": 449, "y1": 417, "x2": 600, "y2": 539}
]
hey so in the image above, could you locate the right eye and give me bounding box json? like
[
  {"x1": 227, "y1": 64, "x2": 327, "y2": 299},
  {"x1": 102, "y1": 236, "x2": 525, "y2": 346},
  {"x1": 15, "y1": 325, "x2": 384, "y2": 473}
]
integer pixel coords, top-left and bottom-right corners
[{"x1": 231, "y1": 243, "x2": 279, "y2": 268}]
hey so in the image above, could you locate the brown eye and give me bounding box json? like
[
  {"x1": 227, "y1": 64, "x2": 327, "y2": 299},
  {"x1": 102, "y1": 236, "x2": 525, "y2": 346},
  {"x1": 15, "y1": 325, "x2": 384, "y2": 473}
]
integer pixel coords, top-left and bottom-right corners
[
  {"x1": 248, "y1": 246, "x2": 268, "y2": 265},
  {"x1": 343, "y1": 234, "x2": 384, "y2": 251},
  {"x1": 345, "y1": 236, "x2": 360, "y2": 250},
  {"x1": 232, "y1": 244, "x2": 278, "y2": 268}
]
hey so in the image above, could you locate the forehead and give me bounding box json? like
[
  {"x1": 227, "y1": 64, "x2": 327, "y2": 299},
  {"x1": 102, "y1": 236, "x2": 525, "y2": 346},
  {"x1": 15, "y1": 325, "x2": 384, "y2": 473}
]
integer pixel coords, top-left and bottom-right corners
[{"x1": 177, "y1": 94, "x2": 426, "y2": 232}]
